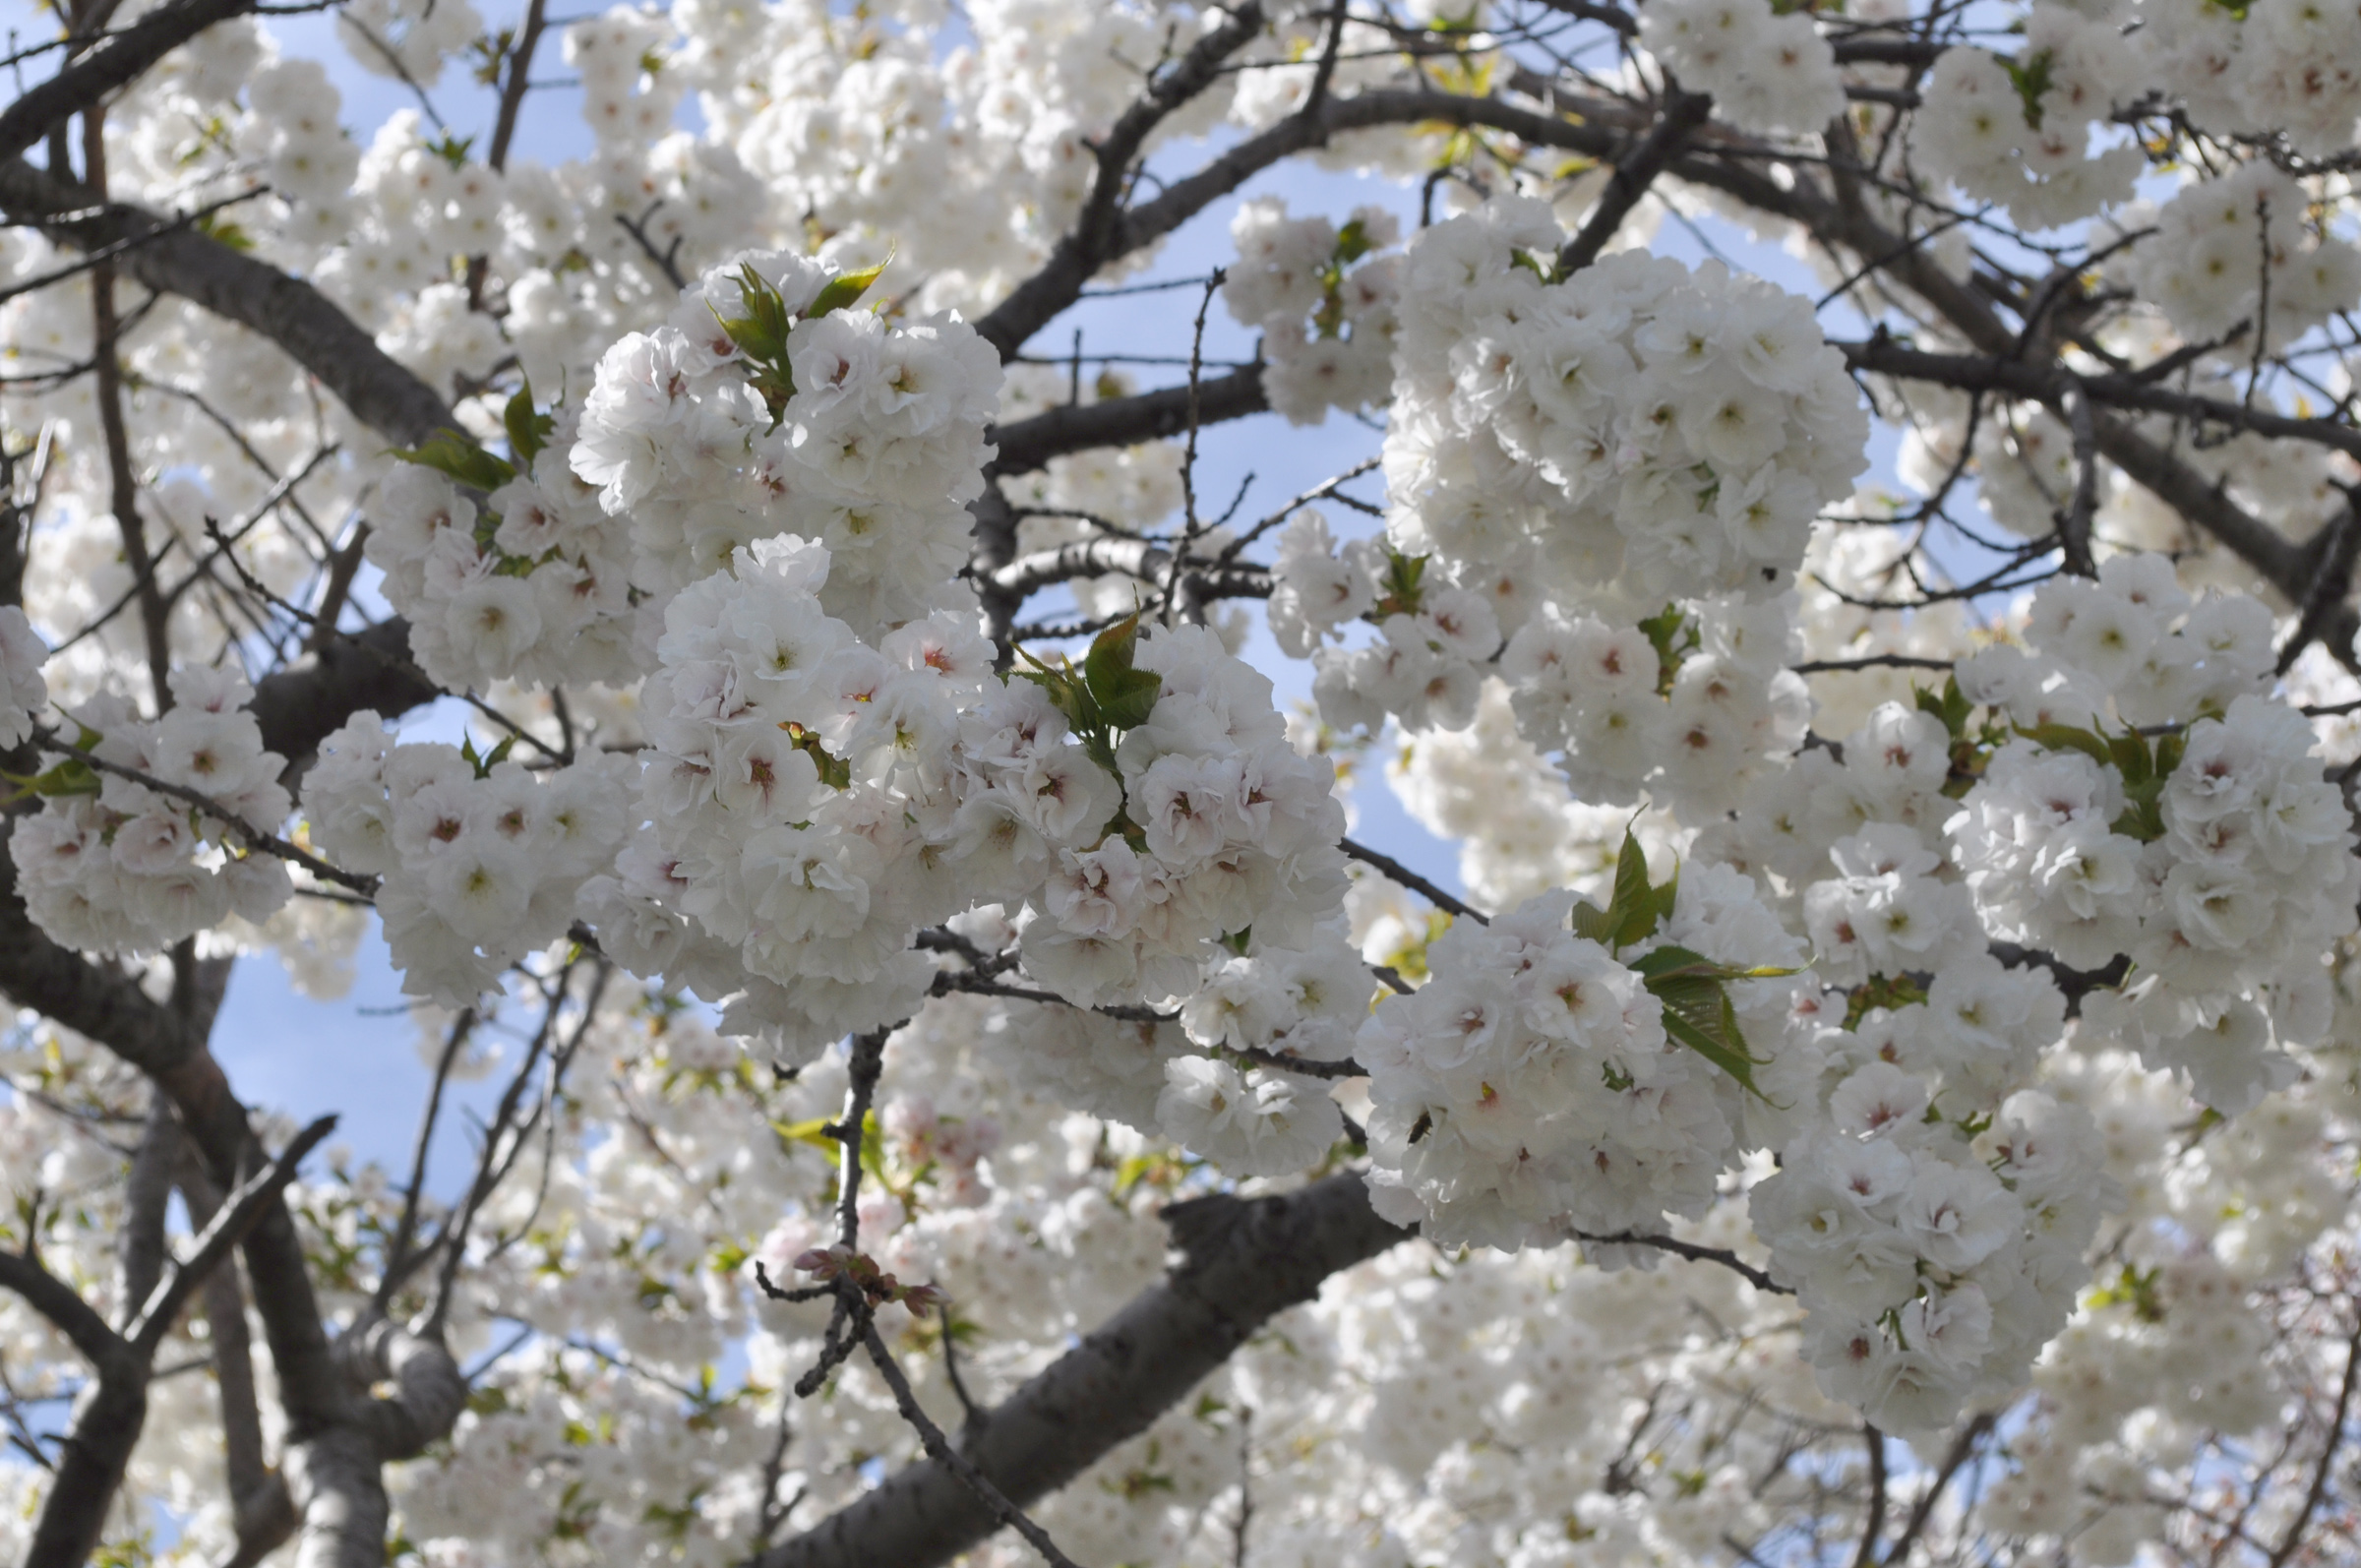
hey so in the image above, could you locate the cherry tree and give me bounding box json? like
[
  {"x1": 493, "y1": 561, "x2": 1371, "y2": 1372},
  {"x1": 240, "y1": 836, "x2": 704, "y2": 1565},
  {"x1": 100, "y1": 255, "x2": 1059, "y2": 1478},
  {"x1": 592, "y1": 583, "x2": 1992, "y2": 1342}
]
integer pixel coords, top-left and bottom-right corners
[{"x1": 1, "y1": 1, "x2": 2359, "y2": 1564}]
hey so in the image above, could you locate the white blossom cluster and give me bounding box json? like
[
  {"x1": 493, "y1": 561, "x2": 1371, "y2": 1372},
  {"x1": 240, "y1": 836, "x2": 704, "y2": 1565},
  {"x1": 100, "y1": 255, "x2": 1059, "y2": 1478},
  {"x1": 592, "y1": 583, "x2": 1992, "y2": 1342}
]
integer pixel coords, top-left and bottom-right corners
[
  {"x1": 1223, "y1": 198, "x2": 1403, "y2": 425},
  {"x1": 570, "y1": 250, "x2": 1001, "y2": 640},
  {"x1": 9, "y1": 668, "x2": 293, "y2": 954},
  {"x1": 363, "y1": 432, "x2": 640, "y2": 693},
  {"x1": 302, "y1": 711, "x2": 636, "y2": 1005},
  {"x1": 2140, "y1": 0, "x2": 2361, "y2": 157},
  {"x1": 1282, "y1": 512, "x2": 1505, "y2": 735},
  {"x1": 1499, "y1": 594, "x2": 1808, "y2": 816},
  {"x1": 1752, "y1": 1084, "x2": 2116, "y2": 1432},
  {"x1": 2117, "y1": 158, "x2": 2361, "y2": 344},
  {"x1": 1383, "y1": 197, "x2": 1867, "y2": 616},
  {"x1": 1153, "y1": 928, "x2": 1370, "y2": 1176},
  {"x1": 1638, "y1": 0, "x2": 1846, "y2": 137},
  {"x1": 1358, "y1": 867, "x2": 1819, "y2": 1251},
  {"x1": 1910, "y1": 6, "x2": 2146, "y2": 228},
  {"x1": 576, "y1": 535, "x2": 992, "y2": 1055},
  {"x1": 572, "y1": 517, "x2": 1351, "y2": 1063},
  {"x1": 1942, "y1": 565, "x2": 2354, "y2": 1112}
]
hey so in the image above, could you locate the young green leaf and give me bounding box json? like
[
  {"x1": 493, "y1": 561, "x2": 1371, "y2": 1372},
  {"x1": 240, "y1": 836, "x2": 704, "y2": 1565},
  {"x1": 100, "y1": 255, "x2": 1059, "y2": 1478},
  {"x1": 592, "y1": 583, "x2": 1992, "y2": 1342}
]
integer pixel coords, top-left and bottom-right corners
[
  {"x1": 504, "y1": 377, "x2": 556, "y2": 469},
  {"x1": 1913, "y1": 675, "x2": 1972, "y2": 740},
  {"x1": 2017, "y1": 722, "x2": 2113, "y2": 769},
  {"x1": 391, "y1": 429, "x2": 517, "y2": 493},
  {"x1": 1082, "y1": 614, "x2": 1163, "y2": 731},
  {"x1": 1638, "y1": 603, "x2": 1700, "y2": 694},
  {"x1": 806, "y1": 253, "x2": 893, "y2": 319}
]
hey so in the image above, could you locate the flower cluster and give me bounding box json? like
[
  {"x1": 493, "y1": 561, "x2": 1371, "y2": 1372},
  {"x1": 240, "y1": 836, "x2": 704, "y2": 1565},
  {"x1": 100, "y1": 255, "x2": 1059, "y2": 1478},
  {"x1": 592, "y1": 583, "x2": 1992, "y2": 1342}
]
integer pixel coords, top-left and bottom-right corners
[
  {"x1": 10, "y1": 669, "x2": 293, "y2": 955},
  {"x1": 571, "y1": 252, "x2": 1000, "y2": 641},
  {"x1": 580, "y1": 532, "x2": 1349, "y2": 1060},
  {"x1": 1359, "y1": 859, "x2": 1818, "y2": 1252},
  {"x1": 577, "y1": 536, "x2": 984, "y2": 1055},
  {"x1": 1150, "y1": 929, "x2": 1370, "y2": 1176},
  {"x1": 1289, "y1": 525, "x2": 1504, "y2": 736},
  {"x1": 302, "y1": 711, "x2": 635, "y2": 1005},
  {"x1": 1912, "y1": 9, "x2": 2146, "y2": 228},
  {"x1": 1224, "y1": 198, "x2": 1403, "y2": 426},
  {"x1": 1010, "y1": 623, "x2": 1352, "y2": 1008},
  {"x1": 1752, "y1": 1087, "x2": 2115, "y2": 1433},
  {"x1": 2119, "y1": 158, "x2": 2361, "y2": 344},
  {"x1": 1639, "y1": 0, "x2": 1845, "y2": 138},
  {"x1": 2141, "y1": 0, "x2": 2361, "y2": 158},
  {"x1": 1936, "y1": 568, "x2": 2354, "y2": 1112},
  {"x1": 1499, "y1": 595, "x2": 1808, "y2": 816},
  {"x1": 1385, "y1": 196, "x2": 1866, "y2": 616},
  {"x1": 367, "y1": 416, "x2": 640, "y2": 693},
  {"x1": 1957, "y1": 695, "x2": 2357, "y2": 1112}
]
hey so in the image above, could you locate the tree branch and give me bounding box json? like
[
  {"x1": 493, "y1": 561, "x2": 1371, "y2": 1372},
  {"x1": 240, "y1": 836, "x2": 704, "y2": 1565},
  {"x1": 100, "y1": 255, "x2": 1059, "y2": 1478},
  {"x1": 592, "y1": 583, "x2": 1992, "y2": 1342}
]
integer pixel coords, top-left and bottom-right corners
[
  {"x1": 974, "y1": 3, "x2": 1268, "y2": 359},
  {"x1": 757, "y1": 1173, "x2": 1409, "y2": 1568},
  {"x1": 1557, "y1": 87, "x2": 1712, "y2": 274},
  {"x1": 0, "y1": 0, "x2": 263, "y2": 163},
  {"x1": 990, "y1": 364, "x2": 1271, "y2": 478}
]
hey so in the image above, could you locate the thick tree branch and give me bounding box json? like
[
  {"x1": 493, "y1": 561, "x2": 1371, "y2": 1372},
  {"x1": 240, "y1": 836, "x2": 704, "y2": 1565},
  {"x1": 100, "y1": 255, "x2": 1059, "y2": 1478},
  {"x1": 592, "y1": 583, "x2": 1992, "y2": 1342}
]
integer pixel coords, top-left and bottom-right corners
[
  {"x1": 0, "y1": 158, "x2": 455, "y2": 447},
  {"x1": 757, "y1": 1173, "x2": 1409, "y2": 1568},
  {"x1": 991, "y1": 364, "x2": 1271, "y2": 478},
  {"x1": 126, "y1": 1115, "x2": 336, "y2": 1356},
  {"x1": 0, "y1": 0, "x2": 262, "y2": 163},
  {"x1": 0, "y1": 1250, "x2": 127, "y2": 1371},
  {"x1": 974, "y1": 3, "x2": 1267, "y2": 359},
  {"x1": 16, "y1": 1115, "x2": 332, "y2": 1568},
  {"x1": 1558, "y1": 87, "x2": 1713, "y2": 274}
]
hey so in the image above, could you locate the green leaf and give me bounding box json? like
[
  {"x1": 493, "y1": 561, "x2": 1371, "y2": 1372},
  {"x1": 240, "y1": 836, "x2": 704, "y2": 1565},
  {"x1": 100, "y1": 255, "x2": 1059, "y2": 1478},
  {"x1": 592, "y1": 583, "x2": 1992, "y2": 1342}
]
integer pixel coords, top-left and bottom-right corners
[
  {"x1": 1372, "y1": 548, "x2": 1429, "y2": 618},
  {"x1": 1334, "y1": 216, "x2": 1374, "y2": 266},
  {"x1": 1844, "y1": 973, "x2": 1927, "y2": 1029},
  {"x1": 425, "y1": 131, "x2": 476, "y2": 168},
  {"x1": 713, "y1": 264, "x2": 801, "y2": 420},
  {"x1": 194, "y1": 212, "x2": 254, "y2": 252},
  {"x1": 1913, "y1": 676, "x2": 1971, "y2": 740},
  {"x1": 1082, "y1": 613, "x2": 1163, "y2": 731},
  {"x1": 2083, "y1": 1261, "x2": 2165, "y2": 1323},
  {"x1": 2017, "y1": 722, "x2": 2113, "y2": 769},
  {"x1": 4, "y1": 757, "x2": 99, "y2": 801},
  {"x1": 1652, "y1": 974, "x2": 1775, "y2": 1102},
  {"x1": 1577, "y1": 830, "x2": 1682, "y2": 952},
  {"x1": 504, "y1": 377, "x2": 556, "y2": 469},
  {"x1": 1637, "y1": 603, "x2": 1700, "y2": 695},
  {"x1": 785, "y1": 724, "x2": 851, "y2": 791},
  {"x1": 1633, "y1": 943, "x2": 1790, "y2": 1102},
  {"x1": 770, "y1": 1115, "x2": 838, "y2": 1155},
  {"x1": 807, "y1": 252, "x2": 894, "y2": 319},
  {"x1": 391, "y1": 429, "x2": 515, "y2": 493},
  {"x1": 2002, "y1": 47, "x2": 2055, "y2": 129},
  {"x1": 1629, "y1": 944, "x2": 1800, "y2": 985},
  {"x1": 1508, "y1": 247, "x2": 1556, "y2": 286},
  {"x1": 1013, "y1": 653, "x2": 1099, "y2": 735},
  {"x1": 1605, "y1": 831, "x2": 1655, "y2": 935},
  {"x1": 1570, "y1": 899, "x2": 1617, "y2": 945}
]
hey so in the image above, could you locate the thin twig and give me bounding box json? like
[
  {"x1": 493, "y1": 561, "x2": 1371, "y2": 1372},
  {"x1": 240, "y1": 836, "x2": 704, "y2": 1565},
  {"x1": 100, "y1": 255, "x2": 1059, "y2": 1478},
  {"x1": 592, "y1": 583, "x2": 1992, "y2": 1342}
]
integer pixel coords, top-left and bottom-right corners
[
  {"x1": 858, "y1": 1316, "x2": 1085, "y2": 1568},
  {"x1": 26, "y1": 728, "x2": 378, "y2": 895},
  {"x1": 1340, "y1": 836, "x2": 1487, "y2": 925}
]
